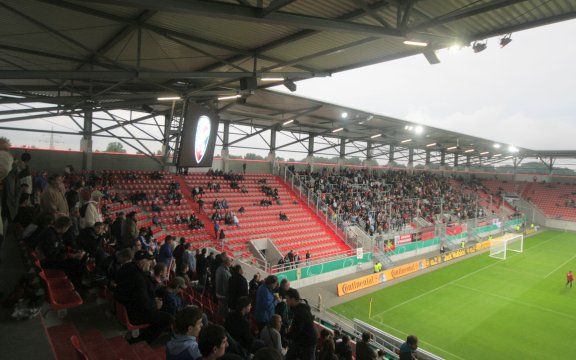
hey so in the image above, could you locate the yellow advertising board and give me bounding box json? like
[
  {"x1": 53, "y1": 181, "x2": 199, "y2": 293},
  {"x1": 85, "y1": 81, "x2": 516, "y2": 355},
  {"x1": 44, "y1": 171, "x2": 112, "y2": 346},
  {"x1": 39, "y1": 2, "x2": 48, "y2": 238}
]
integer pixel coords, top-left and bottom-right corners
[
  {"x1": 337, "y1": 260, "x2": 426, "y2": 296},
  {"x1": 336, "y1": 240, "x2": 493, "y2": 297}
]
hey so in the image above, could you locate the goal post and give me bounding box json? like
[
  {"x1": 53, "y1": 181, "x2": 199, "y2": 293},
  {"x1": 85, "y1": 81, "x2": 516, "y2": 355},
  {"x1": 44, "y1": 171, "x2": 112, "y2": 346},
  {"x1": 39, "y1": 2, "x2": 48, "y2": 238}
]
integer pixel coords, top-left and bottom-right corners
[{"x1": 489, "y1": 233, "x2": 524, "y2": 260}]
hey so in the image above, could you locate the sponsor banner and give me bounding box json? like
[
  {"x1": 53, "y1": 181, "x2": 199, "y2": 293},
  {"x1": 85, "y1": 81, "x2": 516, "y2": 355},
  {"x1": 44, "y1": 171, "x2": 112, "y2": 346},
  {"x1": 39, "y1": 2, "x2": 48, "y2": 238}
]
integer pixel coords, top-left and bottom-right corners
[
  {"x1": 525, "y1": 228, "x2": 536, "y2": 235},
  {"x1": 337, "y1": 260, "x2": 425, "y2": 296},
  {"x1": 357, "y1": 247, "x2": 364, "y2": 259},
  {"x1": 446, "y1": 226, "x2": 463, "y2": 236},
  {"x1": 477, "y1": 220, "x2": 490, "y2": 227},
  {"x1": 394, "y1": 233, "x2": 413, "y2": 245},
  {"x1": 337, "y1": 241, "x2": 493, "y2": 297}
]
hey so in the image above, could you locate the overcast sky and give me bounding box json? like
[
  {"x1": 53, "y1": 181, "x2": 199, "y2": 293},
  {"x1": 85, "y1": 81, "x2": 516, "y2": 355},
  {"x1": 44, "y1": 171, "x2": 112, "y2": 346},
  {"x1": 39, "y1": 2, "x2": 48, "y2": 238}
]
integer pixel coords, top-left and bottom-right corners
[
  {"x1": 2, "y1": 18, "x2": 575, "y2": 157},
  {"x1": 274, "y1": 18, "x2": 576, "y2": 152}
]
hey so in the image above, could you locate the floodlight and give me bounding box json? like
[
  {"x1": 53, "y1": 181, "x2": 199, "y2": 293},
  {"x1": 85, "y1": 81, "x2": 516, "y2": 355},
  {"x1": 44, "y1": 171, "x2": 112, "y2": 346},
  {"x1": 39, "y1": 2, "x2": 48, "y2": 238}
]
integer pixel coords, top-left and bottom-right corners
[
  {"x1": 370, "y1": 133, "x2": 381, "y2": 139},
  {"x1": 509, "y1": 146, "x2": 519, "y2": 152},
  {"x1": 283, "y1": 79, "x2": 297, "y2": 92},
  {"x1": 493, "y1": 144, "x2": 501, "y2": 149},
  {"x1": 447, "y1": 146, "x2": 457, "y2": 150},
  {"x1": 500, "y1": 34, "x2": 512, "y2": 48},
  {"x1": 473, "y1": 41, "x2": 487, "y2": 53},
  {"x1": 493, "y1": 153, "x2": 502, "y2": 157},
  {"x1": 282, "y1": 119, "x2": 294, "y2": 126},
  {"x1": 401, "y1": 138, "x2": 412, "y2": 143},
  {"x1": 332, "y1": 127, "x2": 344, "y2": 133},
  {"x1": 464, "y1": 149, "x2": 474, "y2": 153},
  {"x1": 341, "y1": 112, "x2": 348, "y2": 119},
  {"x1": 426, "y1": 143, "x2": 436, "y2": 147},
  {"x1": 480, "y1": 151, "x2": 489, "y2": 155},
  {"x1": 261, "y1": 77, "x2": 284, "y2": 81},
  {"x1": 157, "y1": 96, "x2": 181, "y2": 101},
  {"x1": 414, "y1": 125, "x2": 424, "y2": 134}
]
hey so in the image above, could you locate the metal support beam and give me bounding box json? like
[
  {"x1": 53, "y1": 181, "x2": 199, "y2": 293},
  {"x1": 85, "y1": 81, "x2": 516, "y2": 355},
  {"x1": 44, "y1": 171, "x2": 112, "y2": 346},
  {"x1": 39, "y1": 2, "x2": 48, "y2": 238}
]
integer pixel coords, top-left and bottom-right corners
[
  {"x1": 389, "y1": 145, "x2": 395, "y2": 163},
  {"x1": 454, "y1": 154, "x2": 459, "y2": 167},
  {"x1": 308, "y1": 135, "x2": 315, "y2": 156},
  {"x1": 339, "y1": 138, "x2": 346, "y2": 158},
  {"x1": 222, "y1": 121, "x2": 230, "y2": 150},
  {"x1": 81, "y1": 108, "x2": 93, "y2": 170},
  {"x1": 270, "y1": 128, "x2": 276, "y2": 151},
  {"x1": 408, "y1": 148, "x2": 414, "y2": 165},
  {"x1": 440, "y1": 150, "x2": 446, "y2": 166},
  {"x1": 425, "y1": 150, "x2": 431, "y2": 165}
]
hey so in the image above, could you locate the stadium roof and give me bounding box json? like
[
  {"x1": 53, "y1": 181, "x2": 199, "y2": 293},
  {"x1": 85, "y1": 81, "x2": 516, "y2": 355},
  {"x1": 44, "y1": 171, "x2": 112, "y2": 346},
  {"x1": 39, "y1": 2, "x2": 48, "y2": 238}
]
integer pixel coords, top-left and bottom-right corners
[{"x1": 1, "y1": 0, "x2": 575, "y2": 163}]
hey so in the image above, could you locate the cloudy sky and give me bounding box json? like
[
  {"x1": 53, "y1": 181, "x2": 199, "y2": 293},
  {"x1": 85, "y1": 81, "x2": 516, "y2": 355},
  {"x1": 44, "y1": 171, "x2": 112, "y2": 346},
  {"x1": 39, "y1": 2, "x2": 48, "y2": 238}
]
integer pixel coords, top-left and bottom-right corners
[{"x1": 274, "y1": 18, "x2": 576, "y2": 152}]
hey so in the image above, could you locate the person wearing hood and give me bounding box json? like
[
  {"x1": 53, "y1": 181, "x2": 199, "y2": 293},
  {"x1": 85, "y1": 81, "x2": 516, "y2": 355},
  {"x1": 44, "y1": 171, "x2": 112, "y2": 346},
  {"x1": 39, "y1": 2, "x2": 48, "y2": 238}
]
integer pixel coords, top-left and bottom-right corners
[{"x1": 166, "y1": 307, "x2": 204, "y2": 360}]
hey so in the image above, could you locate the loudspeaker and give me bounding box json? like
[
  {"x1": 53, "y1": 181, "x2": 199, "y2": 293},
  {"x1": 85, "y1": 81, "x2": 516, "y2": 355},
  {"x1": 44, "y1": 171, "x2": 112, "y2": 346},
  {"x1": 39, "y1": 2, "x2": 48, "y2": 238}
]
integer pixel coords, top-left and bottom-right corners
[{"x1": 240, "y1": 77, "x2": 257, "y2": 91}]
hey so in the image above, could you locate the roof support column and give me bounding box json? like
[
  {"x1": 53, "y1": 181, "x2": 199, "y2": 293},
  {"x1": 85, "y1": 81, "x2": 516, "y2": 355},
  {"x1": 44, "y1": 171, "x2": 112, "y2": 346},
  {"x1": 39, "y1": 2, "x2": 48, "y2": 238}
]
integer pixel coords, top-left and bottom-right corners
[
  {"x1": 338, "y1": 138, "x2": 346, "y2": 168},
  {"x1": 425, "y1": 150, "x2": 431, "y2": 166},
  {"x1": 268, "y1": 127, "x2": 276, "y2": 161},
  {"x1": 305, "y1": 135, "x2": 315, "y2": 171},
  {"x1": 407, "y1": 148, "x2": 414, "y2": 168},
  {"x1": 221, "y1": 121, "x2": 230, "y2": 172},
  {"x1": 388, "y1": 145, "x2": 395, "y2": 165},
  {"x1": 162, "y1": 113, "x2": 172, "y2": 166},
  {"x1": 454, "y1": 154, "x2": 459, "y2": 168},
  {"x1": 80, "y1": 108, "x2": 93, "y2": 171},
  {"x1": 440, "y1": 150, "x2": 446, "y2": 166}
]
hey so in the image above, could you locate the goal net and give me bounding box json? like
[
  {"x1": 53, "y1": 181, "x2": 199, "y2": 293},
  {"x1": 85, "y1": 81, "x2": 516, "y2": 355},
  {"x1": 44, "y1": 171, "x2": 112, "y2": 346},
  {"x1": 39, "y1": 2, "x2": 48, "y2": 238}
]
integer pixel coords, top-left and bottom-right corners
[{"x1": 489, "y1": 233, "x2": 524, "y2": 260}]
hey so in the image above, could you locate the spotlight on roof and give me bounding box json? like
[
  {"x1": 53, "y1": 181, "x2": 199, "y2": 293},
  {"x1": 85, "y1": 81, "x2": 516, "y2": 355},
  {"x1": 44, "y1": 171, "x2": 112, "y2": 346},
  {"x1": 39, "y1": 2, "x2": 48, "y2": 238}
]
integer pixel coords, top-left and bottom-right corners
[
  {"x1": 500, "y1": 34, "x2": 512, "y2": 48},
  {"x1": 509, "y1": 146, "x2": 519, "y2": 153},
  {"x1": 370, "y1": 133, "x2": 381, "y2": 139},
  {"x1": 464, "y1": 149, "x2": 474, "y2": 153},
  {"x1": 426, "y1": 143, "x2": 436, "y2": 147},
  {"x1": 341, "y1": 112, "x2": 348, "y2": 119},
  {"x1": 401, "y1": 138, "x2": 412, "y2": 144},
  {"x1": 447, "y1": 146, "x2": 457, "y2": 150},
  {"x1": 480, "y1": 151, "x2": 489, "y2": 155},
  {"x1": 493, "y1": 144, "x2": 501, "y2": 149},
  {"x1": 414, "y1": 125, "x2": 424, "y2": 135},
  {"x1": 261, "y1": 77, "x2": 284, "y2": 81},
  {"x1": 157, "y1": 96, "x2": 181, "y2": 101},
  {"x1": 332, "y1": 127, "x2": 344, "y2": 133},
  {"x1": 493, "y1": 153, "x2": 502, "y2": 157},
  {"x1": 282, "y1": 119, "x2": 294, "y2": 126},
  {"x1": 283, "y1": 79, "x2": 297, "y2": 92},
  {"x1": 473, "y1": 41, "x2": 487, "y2": 53}
]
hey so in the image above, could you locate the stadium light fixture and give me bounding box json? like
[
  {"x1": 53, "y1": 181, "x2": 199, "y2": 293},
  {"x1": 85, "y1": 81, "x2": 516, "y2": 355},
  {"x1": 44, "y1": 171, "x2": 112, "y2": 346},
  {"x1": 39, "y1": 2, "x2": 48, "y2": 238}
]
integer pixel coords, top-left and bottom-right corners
[
  {"x1": 493, "y1": 153, "x2": 502, "y2": 157},
  {"x1": 506, "y1": 155, "x2": 514, "y2": 159},
  {"x1": 464, "y1": 149, "x2": 474, "y2": 153},
  {"x1": 480, "y1": 151, "x2": 489, "y2": 155},
  {"x1": 447, "y1": 146, "x2": 457, "y2": 150},
  {"x1": 261, "y1": 77, "x2": 284, "y2": 81},
  {"x1": 218, "y1": 94, "x2": 241, "y2": 100},
  {"x1": 414, "y1": 125, "x2": 424, "y2": 134},
  {"x1": 493, "y1": 144, "x2": 501, "y2": 149},
  {"x1": 509, "y1": 146, "x2": 519, "y2": 152},
  {"x1": 370, "y1": 133, "x2": 381, "y2": 139},
  {"x1": 283, "y1": 79, "x2": 297, "y2": 92},
  {"x1": 500, "y1": 34, "x2": 512, "y2": 48},
  {"x1": 282, "y1": 119, "x2": 294, "y2": 126},
  {"x1": 341, "y1": 112, "x2": 348, "y2": 119},
  {"x1": 426, "y1": 143, "x2": 436, "y2": 147},
  {"x1": 403, "y1": 40, "x2": 428, "y2": 47},
  {"x1": 401, "y1": 138, "x2": 412, "y2": 143},
  {"x1": 157, "y1": 96, "x2": 181, "y2": 101},
  {"x1": 473, "y1": 41, "x2": 487, "y2": 53},
  {"x1": 332, "y1": 127, "x2": 344, "y2": 133}
]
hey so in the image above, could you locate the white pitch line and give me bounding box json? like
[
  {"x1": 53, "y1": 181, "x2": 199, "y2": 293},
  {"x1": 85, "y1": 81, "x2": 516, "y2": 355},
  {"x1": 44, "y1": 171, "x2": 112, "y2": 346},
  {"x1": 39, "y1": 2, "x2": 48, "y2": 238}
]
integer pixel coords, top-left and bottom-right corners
[
  {"x1": 452, "y1": 283, "x2": 576, "y2": 321},
  {"x1": 370, "y1": 232, "x2": 564, "y2": 319},
  {"x1": 545, "y1": 252, "x2": 576, "y2": 278}
]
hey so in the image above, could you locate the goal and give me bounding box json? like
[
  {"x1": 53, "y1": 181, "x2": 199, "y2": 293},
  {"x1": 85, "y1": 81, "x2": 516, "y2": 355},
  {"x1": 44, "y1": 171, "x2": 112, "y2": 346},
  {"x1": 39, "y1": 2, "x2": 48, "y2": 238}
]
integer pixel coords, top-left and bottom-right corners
[{"x1": 489, "y1": 233, "x2": 524, "y2": 260}]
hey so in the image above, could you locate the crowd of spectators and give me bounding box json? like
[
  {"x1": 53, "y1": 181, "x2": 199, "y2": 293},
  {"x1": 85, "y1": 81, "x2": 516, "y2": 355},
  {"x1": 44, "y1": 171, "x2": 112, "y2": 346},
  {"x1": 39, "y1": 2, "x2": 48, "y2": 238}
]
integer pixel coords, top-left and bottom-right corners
[{"x1": 298, "y1": 167, "x2": 484, "y2": 235}]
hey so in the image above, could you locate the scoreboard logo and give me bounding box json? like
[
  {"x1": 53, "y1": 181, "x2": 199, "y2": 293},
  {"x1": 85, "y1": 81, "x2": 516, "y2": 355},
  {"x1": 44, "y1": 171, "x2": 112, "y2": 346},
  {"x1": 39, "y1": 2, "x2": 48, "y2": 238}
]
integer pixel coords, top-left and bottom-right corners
[{"x1": 195, "y1": 115, "x2": 211, "y2": 164}]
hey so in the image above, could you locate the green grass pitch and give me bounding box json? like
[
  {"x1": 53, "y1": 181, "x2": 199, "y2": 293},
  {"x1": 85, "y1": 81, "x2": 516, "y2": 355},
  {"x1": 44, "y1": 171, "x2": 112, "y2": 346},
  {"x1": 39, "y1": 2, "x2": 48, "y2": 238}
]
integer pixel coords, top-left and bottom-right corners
[{"x1": 330, "y1": 230, "x2": 576, "y2": 360}]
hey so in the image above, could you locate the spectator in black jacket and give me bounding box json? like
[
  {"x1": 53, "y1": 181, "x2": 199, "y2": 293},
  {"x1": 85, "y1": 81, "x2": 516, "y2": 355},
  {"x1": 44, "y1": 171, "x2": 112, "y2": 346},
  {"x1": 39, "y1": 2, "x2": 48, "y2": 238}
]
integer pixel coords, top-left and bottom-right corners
[
  {"x1": 228, "y1": 265, "x2": 248, "y2": 311},
  {"x1": 285, "y1": 289, "x2": 317, "y2": 360},
  {"x1": 224, "y1": 296, "x2": 255, "y2": 353},
  {"x1": 115, "y1": 250, "x2": 172, "y2": 344}
]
